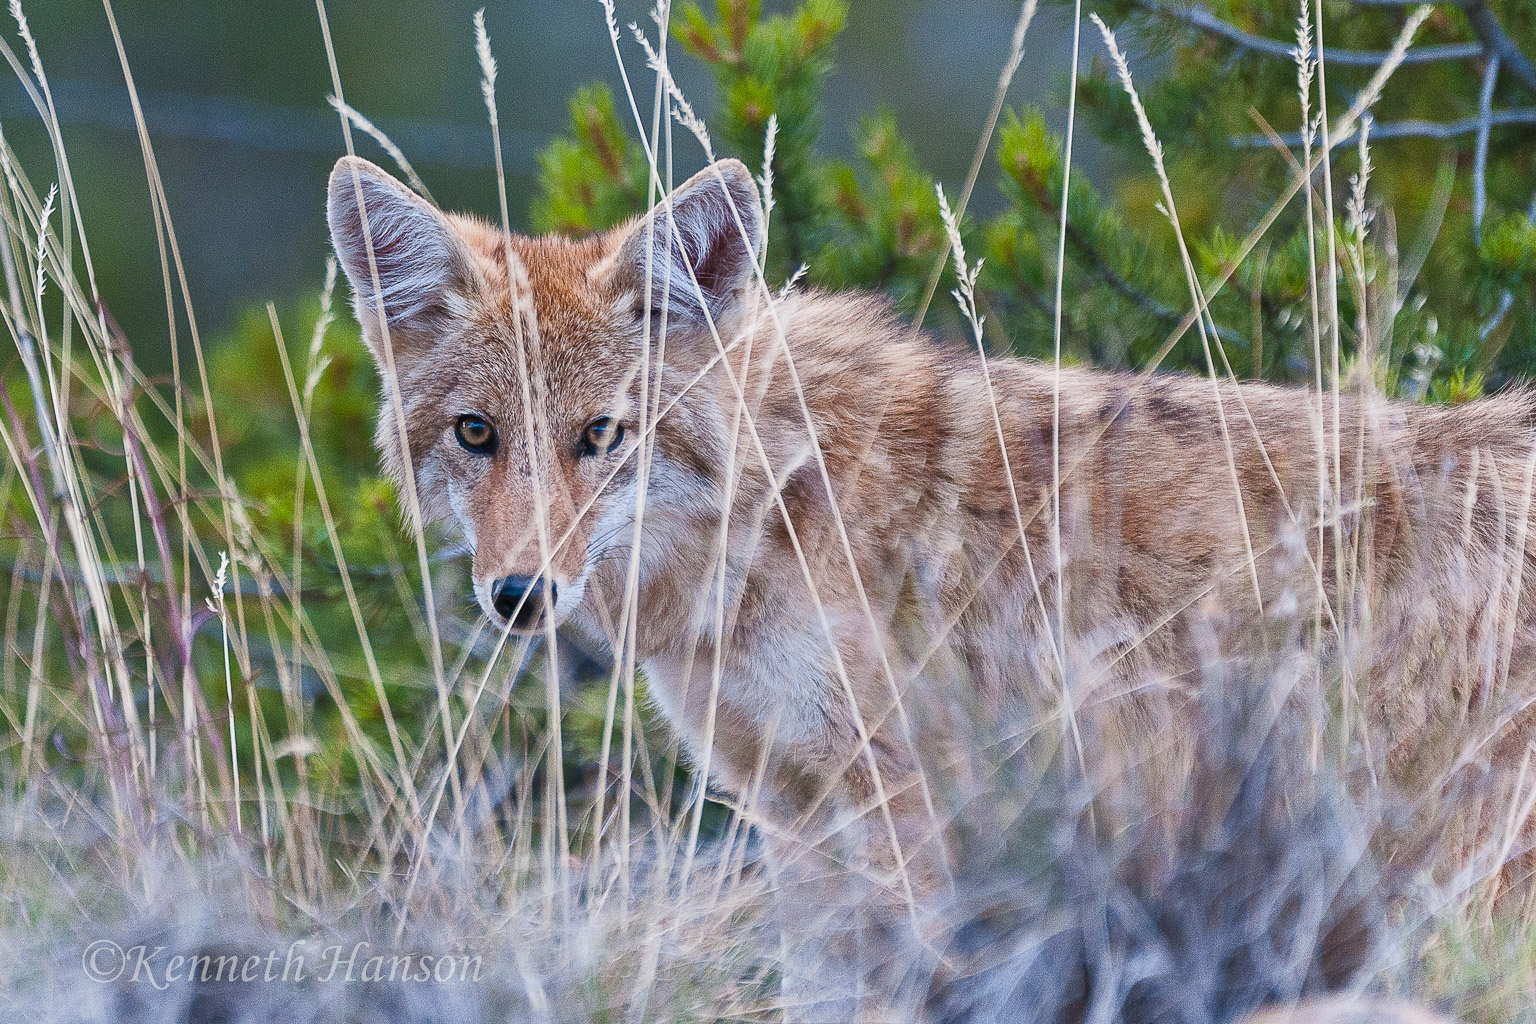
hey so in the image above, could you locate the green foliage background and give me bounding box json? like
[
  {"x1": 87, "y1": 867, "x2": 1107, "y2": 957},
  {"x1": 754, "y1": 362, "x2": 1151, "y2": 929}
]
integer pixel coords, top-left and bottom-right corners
[
  {"x1": 535, "y1": 0, "x2": 1534, "y2": 395},
  {"x1": 4, "y1": 0, "x2": 1534, "y2": 852}
]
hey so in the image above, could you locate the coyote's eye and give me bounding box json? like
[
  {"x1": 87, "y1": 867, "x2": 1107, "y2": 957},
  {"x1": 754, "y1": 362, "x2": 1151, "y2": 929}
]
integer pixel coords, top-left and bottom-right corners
[
  {"x1": 634, "y1": 304, "x2": 667, "y2": 337},
  {"x1": 455, "y1": 414, "x2": 497, "y2": 455},
  {"x1": 581, "y1": 416, "x2": 624, "y2": 457}
]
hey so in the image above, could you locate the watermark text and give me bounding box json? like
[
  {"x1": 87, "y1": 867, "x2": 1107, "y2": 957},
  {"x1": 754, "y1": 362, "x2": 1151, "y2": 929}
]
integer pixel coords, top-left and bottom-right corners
[{"x1": 81, "y1": 939, "x2": 483, "y2": 988}]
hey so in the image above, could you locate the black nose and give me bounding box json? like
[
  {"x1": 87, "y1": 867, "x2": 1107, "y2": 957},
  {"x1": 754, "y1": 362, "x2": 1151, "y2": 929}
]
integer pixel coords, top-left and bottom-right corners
[{"x1": 491, "y1": 574, "x2": 557, "y2": 629}]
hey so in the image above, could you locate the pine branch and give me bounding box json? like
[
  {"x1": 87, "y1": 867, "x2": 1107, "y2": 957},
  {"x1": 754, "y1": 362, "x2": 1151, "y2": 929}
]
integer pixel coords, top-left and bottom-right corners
[
  {"x1": 1021, "y1": 174, "x2": 1251, "y2": 348},
  {"x1": 1462, "y1": 0, "x2": 1536, "y2": 97},
  {"x1": 1232, "y1": 106, "x2": 1536, "y2": 146},
  {"x1": 1132, "y1": 0, "x2": 1482, "y2": 65},
  {"x1": 1067, "y1": 219, "x2": 1249, "y2": 347},
  {"x1": 1473, "y1": 55, "x2": 1500, "y2": 241},
  {"x1": 1295, "y1": 0, "x2": 1536, "y2": 96}
]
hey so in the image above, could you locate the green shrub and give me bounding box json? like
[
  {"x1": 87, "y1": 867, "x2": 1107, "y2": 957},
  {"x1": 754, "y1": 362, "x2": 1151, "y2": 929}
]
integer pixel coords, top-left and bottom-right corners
[{"x1": 536, "y1": 0, "x2": 1536, "y2": 392}]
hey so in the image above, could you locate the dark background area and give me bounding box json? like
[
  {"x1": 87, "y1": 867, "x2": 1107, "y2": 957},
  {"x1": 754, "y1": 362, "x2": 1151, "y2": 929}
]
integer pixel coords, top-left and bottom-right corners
[{"x1": 2, "y1": 0, "x2": 1112, "y2": 374}]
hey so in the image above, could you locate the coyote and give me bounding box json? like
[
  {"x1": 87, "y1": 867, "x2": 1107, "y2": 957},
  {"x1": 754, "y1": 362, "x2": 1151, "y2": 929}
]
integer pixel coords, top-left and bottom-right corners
[{"x1": 327, "y1": 154, "x2": 1536, "y2": 892}]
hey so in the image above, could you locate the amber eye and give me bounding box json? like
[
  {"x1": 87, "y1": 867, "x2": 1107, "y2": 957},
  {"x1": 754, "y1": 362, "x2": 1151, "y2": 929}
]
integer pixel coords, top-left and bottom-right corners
[
  {"x1": 581, "y1": 416, "x2": 624, "y2": 456},
  {"x1": 455, "y1": 414, "x2": 496, "y2": 454}
]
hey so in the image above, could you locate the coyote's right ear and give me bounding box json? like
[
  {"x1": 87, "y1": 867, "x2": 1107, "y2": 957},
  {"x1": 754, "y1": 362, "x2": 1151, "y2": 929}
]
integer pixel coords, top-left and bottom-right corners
[
  {"x1": 607, "y1": 158, "x2": 763, "y2": 327},
  {"x1": 326, "y1": 155, "x2": 473, "y2": 352}
]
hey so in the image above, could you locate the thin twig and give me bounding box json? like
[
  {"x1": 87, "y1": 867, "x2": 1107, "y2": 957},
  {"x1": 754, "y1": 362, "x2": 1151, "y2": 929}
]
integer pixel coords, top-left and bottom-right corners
[
  {"x1": 1463, "y1": 0, "x2": 1536, "y2": 97},
  {"x1": 1473, "y1": 54, "x2": 1500, "y2": 243},
  {"x1": 1134, "y1": 0, "x2": 1480, "y2": 65},
  {"x1": 1231, "y1": 106, "x2": 1536, "y2": 146}
]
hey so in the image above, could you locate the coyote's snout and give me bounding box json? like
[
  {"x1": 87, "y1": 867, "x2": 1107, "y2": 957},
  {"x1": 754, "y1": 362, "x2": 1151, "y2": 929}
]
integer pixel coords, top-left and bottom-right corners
[{"x1": 328, "y1": 153, "x2": 1536, "y2": 893}]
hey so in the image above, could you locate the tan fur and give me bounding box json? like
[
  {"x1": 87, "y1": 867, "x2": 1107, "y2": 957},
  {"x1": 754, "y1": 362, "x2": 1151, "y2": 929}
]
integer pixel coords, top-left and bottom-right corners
[{"x1": 328, "y1": 155, "x2": 1536, "y2": 894}]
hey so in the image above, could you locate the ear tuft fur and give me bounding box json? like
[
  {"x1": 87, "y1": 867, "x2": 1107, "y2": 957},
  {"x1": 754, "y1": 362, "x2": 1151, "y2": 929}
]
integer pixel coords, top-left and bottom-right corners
[
  {"x1": 616, "y1": 158, "x2": 763, "y2": 325},
  {"x1": 326, "y1": 156, "x2": 467, "y2": 338}
]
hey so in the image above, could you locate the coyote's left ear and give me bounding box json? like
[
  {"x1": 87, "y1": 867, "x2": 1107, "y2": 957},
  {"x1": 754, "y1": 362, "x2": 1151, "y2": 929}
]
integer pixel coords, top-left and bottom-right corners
[{"x1": 608, "y1": 158, "x2": 763, "y2": 325}]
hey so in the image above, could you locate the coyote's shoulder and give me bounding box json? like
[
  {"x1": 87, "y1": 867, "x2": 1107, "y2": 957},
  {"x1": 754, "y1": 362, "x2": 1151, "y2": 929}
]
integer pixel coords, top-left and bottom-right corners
[{"x1": 328, "y1": 153, "x2": 1536, "y2": 889}]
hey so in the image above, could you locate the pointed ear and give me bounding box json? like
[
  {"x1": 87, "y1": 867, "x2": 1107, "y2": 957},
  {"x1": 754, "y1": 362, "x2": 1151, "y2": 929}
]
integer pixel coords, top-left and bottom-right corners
[
  {"x1": 326, "y1": 155, "x2": 473, "y2": 347},
  {"x1": 610, "y1": 158, "x2": 763, "y2": 325}
]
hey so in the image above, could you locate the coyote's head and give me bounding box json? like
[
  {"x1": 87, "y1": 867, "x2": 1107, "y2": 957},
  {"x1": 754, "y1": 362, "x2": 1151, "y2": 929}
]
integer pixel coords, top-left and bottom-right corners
[{"x1": 326, "y1": 155, "x2": 762, "y2": 633}]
